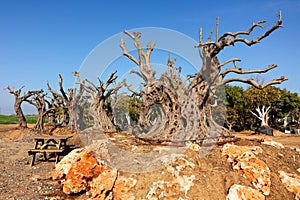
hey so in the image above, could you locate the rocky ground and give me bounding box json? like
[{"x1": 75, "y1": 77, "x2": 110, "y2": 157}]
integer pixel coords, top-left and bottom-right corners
[
  {"x1": 0, "y1": 124, "x2": 299, "y2": 199},
  {"x1": 0, "y1": 124, "x2": 81, "y2": 199}
]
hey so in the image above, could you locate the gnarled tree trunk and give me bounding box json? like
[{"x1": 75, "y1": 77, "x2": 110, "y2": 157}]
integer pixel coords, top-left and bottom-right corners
[
  {"x1": 73, "y1": 71, "x2": 123, "y2": 132},
  {"x1": 6, "y1": 86, "x2": 43, "y2": 129},
  {"x1": 120, "y1": 12, "x2": 286, "y2": 141}
]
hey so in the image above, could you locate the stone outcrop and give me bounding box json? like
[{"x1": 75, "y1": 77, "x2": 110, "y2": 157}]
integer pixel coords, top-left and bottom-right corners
[
  {"x1": 59, "y1": 150, "x2": 104, "y2": 194},
  {"x1": 278, "y1": 171, "x2": 300, "y2": 200},
  {"x1": 53, "y1": 149, "x2": 136, "y2": 198},
  {"x1": 146, "y1": 155, "x2": 196, "y2": 199},
  {"x1": 53, "y1": 139, "x2": 299, "y2": 199},
  {"x1": 222, "y1": 144, "x2": 271, "y2": 195},
  {"x1": 262, "y1": 138, "x2": 284, "y2": 149},
  {"x1": 53, "y1": 148, "x2": 85, "y2": 180},
  {"x1": 227, "y1": 184, "x2": 265, "y2": 200}
]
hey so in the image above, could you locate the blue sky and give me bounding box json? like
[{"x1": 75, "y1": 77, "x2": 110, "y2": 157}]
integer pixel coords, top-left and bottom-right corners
[{"x1": 0, "y1": 0, "x2": 299, "y2": 114}]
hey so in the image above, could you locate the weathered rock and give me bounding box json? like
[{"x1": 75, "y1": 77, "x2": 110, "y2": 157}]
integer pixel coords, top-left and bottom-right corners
[
  {"x1": 89, "y1": 167, "x2": 118, "y2": 199},
  {"x1": 227, "y1": 184, "x2": 265, "y2": 200},
  {"x1": 146, "y1": 175, "x2": 195, "y2": 200},
  {"x1": 53, "y1": 148, "x2": 85, "y2": 180},
  {"x1": 262, "y1": 138, "x2": 284, "y2": 149},
  {"x1": 146, "y1": 155, "x2": 196, "y2": 199},
  {"x1": 165, "y1": 156, "x2": 195, "y2": 177},
  {"x1": 222, "y1": 143, "x2": 263, "y2": 163},
  {"x1": 54, "y1": 148, "x2": 137, "y2": 198},
  {"x1": 291, "y1": 147, "x2": 300, "y2": 154},
  {"x1": 278, "y1": 171, "x2": 300, "y2": 199},
  {"x1": 113, "y1": 177, "x2": 137, "y2": 200},
  {"x1": 89, "y1": 172, "x2": 137, "y2": 200},
  {"x1": 60, "y1": 151, "x2": 104, "y2": 194},
  {"x1": 222, "y1": 144, "x2": 271, "y2": 195},
  {"x1": 233, "y1": 151, "x2": 271, "y2": 195},
  {"x1": 188, "y1": 143, "x2": 201, "y2": 152}
]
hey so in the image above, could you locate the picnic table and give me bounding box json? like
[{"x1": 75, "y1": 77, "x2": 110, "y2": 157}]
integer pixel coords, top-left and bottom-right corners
[{"x1": 26, "y1": 135, "x2": 73, "y2": 166}]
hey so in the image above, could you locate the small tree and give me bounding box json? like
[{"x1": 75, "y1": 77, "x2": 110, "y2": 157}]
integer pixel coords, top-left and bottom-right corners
[
  {"x1": 27, "y1": 91, "x2": 49, "y2": 132},
  {"x1": 5, "y1": 86, "x2": 43, "y2": 128},
  {"x1": 47, "y1": 74, "x2": 76, "y2": 130},
  {"x1": 73, "y1": 71, "x2": 124, "y2": 132},
  {"x1": 244, "y1": 86, "x2": 281, "y2": 128}
]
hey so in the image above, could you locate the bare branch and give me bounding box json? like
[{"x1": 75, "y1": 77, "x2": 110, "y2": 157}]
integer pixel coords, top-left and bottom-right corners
[
  {"x1": 124, "y1": 81, "x2": 142, "y2": 97},
  {"x1": 207, "y1": 28, "x2": 214, "y2": 42},
  {"x1": 121, "y1": 30, "x2": 156, "y2": 83},
  {"x1": 103, "y1": 70, "x2": 118, "y2": 91},
  {"x1": 218, "y1": 58, "x2": 241, "y2": 69},
  {"x1": 218, "y1": 20, "x2": 266, "y2": 41},
  {"x1": 221, "y1": 76, "x2": 287, "y2": 89},
  {"x1": 199, "y1": 27, "x2": 203, "y2": 45},
  {"x1": 196, "y1": 11, "x2": 283, "y2": 57},
  {"x1": 58, "y1": 74, "x2": 69, "y2": 101},
  {"x1": 130, "y1": 69, "x2": 147, "y2": 81},
  {"x1": 216, "y1": 16, "x2": 220, "y2": 42},
  {"x1": 220, "y1": 64, "x2": 278, "y2": 79},
  {"x1": 47, "y1": 81, "x2": 61, "y2": 100},
  {"x1": 120, "y1": 38, "x2": 139, "y2": 66},
  {"x1": 105, "y1": 79, "x2": 125, "y2": 99}
]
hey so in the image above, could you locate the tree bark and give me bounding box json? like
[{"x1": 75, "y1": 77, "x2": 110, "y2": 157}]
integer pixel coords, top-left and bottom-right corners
[{"x1": 14, "y1": 102, "x2": 27, "y2": 128}]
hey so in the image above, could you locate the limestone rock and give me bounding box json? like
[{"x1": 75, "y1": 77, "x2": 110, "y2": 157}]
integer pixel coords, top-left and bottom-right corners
[
  {"x1": 54, "y1": 147, "x2": 137, "y2": 198},
  {"x1": 89, "y1": 167, "x2": 118, "y2": 198},
  {"x1": 262, "y1": 138, "x2": 284, "y2": 149},
  {"x1": 233, "y1": 151, "x2": 271, "y2": 195},
  {"x1": 291, "y1": 147, "x2": 300, "y2": 154},
  {"x1": 61, "y1": 151, "x2": 104, "y2": 194},
  {"x1": 89, "y1": 171, "x2": 136, "y2": 200},
  {"x1": 227, "y1": 184, "x2": 265, "y2": 200},
  {"x1": 222, "y1": 143, "x2": 263, "y2": 163},
  {"x1": 278, "y1": 171, "x2": 300, "y2": 199},
  {"x1": 113, "y1": 177, "x2": 137, "y2": 200},
  {"x1": 146, "y1": 175, "x2": 195, "y2": 200},
  {"x1": 188, "y1": 143, "x2": 201, "y2": 152},
  {"x1": 146, "y1": 155, "x2": 196, "y2": 199},
  {"x1": 222, "y1": 144, "x2": 271, "y2": 195},
  {"x1": 53, "y1": 148, "x2": 85, "y2": 180}
]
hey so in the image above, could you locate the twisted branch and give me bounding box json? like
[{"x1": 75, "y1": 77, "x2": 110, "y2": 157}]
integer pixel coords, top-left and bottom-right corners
[
  {"x1": 221, "y1": 76, "x2": 287, "y2": 89},
  {"x1": 196, "y1": 11, "x2": 283, "y2": 57}
]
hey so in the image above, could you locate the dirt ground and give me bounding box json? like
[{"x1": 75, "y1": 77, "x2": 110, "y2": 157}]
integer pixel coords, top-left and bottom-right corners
[
  {"x1": 0, "y1": 124, "x2": 299, "y2": 199},
  {"x1": 0, "y1": 124, "x2": 82, "y2": 200}
]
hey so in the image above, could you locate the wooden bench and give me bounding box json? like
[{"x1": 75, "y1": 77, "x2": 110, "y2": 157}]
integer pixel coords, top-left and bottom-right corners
[
  {"x1": 25, "y1": 149, "x2": 64, "y2": 166},
  {"x1": 25, "y1": 135, "x2": 73, "y2": 166}
]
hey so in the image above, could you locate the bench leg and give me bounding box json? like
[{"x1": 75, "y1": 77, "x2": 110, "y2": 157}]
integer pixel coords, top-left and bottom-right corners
[
  {"x1": 43, "y1": 152, "x2": 47, "y2": 161},
  {"x1": 31, "y1": 153, "x2": 36, "y2": 166},
  {"x1": 55, "y1": 153, "x2": 60, "y2": 163}
]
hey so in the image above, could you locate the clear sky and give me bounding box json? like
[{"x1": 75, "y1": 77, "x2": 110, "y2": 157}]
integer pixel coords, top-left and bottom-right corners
[{"x1": 0, "y1": 0, "x2": 299, "y2": 114}]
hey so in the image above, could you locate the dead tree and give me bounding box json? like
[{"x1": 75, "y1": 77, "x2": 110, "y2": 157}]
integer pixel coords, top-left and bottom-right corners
[
  {"x1": 26, "y1": 91, "x2": 52, "y2": 132},
  {"x1": 71, "y1": 72, "x2": 86, "y2": 130},
  {"x1": 121, "y1": 12, "x2": 287, "y2": 140},
  {"x1": 5, "y1": 86, "x2": 43, "y2": 128},
  {"x1": 251, "y1": 105, "x2": 271, "y2": 127},
  {"x1": 73, "y1": 71, "x2": 123, "y2": 132},
  {"x1": 45, "y1": 98, "x2": 57, "y2": 127},
  {"x1": 47, "y1": 74, "x2": 75, "y2": 130}
]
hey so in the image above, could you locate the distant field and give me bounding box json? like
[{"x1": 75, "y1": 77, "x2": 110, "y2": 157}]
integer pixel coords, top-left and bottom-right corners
[{"x1": 0, "y1": 114, "x2": 38, "y2": 124}]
